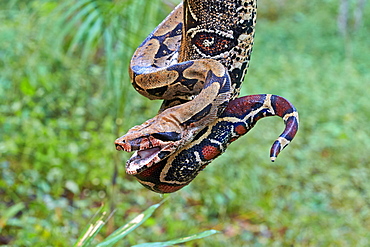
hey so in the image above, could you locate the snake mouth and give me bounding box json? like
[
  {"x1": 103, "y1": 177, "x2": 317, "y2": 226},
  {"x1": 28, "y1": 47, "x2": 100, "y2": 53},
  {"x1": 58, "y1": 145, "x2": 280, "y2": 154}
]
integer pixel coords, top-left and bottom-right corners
[
  {"x1": 123, "y1": 142, "x2": 176, "y2": 175},
  {"x1": 126, "y1": 146, "x2": 162, "y2": 175},
  {"x1": 115, "y1": 140, "x2": 171, "y2": 175},
  {"x1": 115, "y1": 131, "x2": 182, "y2": 175}
]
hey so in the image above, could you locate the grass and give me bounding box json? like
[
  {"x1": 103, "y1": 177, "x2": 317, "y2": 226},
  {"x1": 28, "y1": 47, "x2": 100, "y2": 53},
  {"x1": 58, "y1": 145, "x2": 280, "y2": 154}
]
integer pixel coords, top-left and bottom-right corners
[{"x1": 0, "y1": 0, "x2": 370, "y2": 246}]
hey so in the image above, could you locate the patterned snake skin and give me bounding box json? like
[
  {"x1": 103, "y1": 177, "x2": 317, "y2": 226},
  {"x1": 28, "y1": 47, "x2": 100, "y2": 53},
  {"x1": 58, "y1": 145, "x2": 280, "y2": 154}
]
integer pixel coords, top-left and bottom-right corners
[{"x1": 115, "y1": 0, "x2": 299, "y2": 193}]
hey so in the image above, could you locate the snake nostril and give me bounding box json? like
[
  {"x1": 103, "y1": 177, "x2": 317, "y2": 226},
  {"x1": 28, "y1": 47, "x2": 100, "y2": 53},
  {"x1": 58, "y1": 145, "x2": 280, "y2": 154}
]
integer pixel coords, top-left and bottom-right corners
[{"x1": 115, "y1": 138, "x2": 126, "y2": 144}]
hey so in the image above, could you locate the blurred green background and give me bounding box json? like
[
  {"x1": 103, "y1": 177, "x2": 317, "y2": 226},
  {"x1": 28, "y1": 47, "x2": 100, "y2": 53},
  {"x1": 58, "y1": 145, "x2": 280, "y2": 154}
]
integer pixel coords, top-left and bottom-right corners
[{"x1": 1, "y1": 0, "x2": 369, "y2": 246}]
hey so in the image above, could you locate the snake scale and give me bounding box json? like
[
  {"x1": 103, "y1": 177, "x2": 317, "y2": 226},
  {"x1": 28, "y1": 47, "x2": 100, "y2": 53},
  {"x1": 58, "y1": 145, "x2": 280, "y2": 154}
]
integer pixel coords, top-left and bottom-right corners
[{"x1": 115, "y1": 0, "x2": 299, "y2": 193}]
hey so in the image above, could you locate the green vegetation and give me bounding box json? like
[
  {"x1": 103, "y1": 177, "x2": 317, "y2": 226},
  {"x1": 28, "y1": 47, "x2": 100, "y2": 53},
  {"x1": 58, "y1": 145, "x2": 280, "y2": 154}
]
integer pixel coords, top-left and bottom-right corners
[
  {"x1": 74, "y1": 201, "x2": 218, "y2": 246},
  {"x1": 1, "y1": 0, "x2": 369, "y2": 246}
]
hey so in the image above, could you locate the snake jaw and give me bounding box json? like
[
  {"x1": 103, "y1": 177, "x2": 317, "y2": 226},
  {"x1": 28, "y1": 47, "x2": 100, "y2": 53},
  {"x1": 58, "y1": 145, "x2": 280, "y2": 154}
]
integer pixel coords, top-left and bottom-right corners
[
  {"x1": 125, "y1": 142, "x2": 179, "y2": 175},
  {"x1": 115, "y1": 133, "x2": 182, "y2": 175},
  {"x1": 126, "y1": 147, "x2": 162, "y2": 175}
]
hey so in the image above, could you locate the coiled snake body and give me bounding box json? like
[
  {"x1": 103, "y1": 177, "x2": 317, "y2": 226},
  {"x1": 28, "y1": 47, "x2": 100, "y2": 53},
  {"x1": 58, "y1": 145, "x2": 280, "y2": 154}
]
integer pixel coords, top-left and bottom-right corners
[{"x1": 115, "y1": 0, "x2": 299, "y2": 193}]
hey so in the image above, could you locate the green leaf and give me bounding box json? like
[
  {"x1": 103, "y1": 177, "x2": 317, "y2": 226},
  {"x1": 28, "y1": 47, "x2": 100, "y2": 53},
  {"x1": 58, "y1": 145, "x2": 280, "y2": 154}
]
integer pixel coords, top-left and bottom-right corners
[
  {"x1": 56, "y1": 0, "x2": 97, "y2": 49},
  {"x1": 81, "y1": 16, "x2": 103, "y2": 59},
  {"x1": 0, "y1": 203, "x2": 25, "y2": 233},
  {"x1": 74, "y1": 205, "x2": 110, "y2": 247},
  {"x1": 20, "y1": 78, "x2": 35, "y2": 96},
  {"x1": 67, "y1": 3, "x2": 100, "y2": 55},
  {"x1": 56, "y1": 0, "x2": 92, "y2": 20},
  {"x1": 96, "y1": 203, "x2": 162, "y2": 247},
  {"x1": 131, "y1": 230, "x2": 220, "y2": 247}
]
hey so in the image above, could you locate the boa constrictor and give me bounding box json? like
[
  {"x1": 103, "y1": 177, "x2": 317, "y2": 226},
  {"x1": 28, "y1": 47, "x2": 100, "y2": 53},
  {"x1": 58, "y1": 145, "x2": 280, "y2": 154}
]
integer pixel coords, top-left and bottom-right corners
[{"x1": 115, "y1": 0, "x2": 299, "y2": 193}]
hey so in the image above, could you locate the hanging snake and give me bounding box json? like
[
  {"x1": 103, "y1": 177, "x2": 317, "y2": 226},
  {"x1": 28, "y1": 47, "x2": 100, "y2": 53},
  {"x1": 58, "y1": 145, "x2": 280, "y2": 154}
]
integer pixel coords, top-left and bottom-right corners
[{"x1": 115, "y1": 0, "x2": 299, "y2": 193}]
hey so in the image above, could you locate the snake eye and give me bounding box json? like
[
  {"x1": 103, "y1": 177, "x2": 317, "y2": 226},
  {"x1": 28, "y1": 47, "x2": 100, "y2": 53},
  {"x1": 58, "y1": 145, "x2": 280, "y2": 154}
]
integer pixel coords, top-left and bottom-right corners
[{"x1": 151, "y1": 132, "x2": 181, "y2": 142}]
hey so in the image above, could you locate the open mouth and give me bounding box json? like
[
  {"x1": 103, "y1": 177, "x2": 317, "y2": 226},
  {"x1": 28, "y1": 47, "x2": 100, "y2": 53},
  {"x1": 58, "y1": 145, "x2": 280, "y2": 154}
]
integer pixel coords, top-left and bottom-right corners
[
  {"x1": 115, "y1": 131, "x2": 182, "y2": 175},
  {"x1": 126, "y1": 147, "x2": 162, "y2": 175}
]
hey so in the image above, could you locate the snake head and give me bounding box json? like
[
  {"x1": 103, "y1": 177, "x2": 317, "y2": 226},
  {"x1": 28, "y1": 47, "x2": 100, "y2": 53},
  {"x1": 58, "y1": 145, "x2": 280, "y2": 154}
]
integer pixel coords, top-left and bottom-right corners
[{"x1": 115, "y1": 112, "x2": 189, "y2": 175}]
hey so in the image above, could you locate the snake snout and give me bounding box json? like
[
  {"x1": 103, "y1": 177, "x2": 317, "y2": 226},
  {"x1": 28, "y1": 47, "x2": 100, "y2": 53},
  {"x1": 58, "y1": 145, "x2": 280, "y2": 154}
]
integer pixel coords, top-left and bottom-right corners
[{"x1": 115, "y1": 137, "x2": 128, "y2": 151}]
